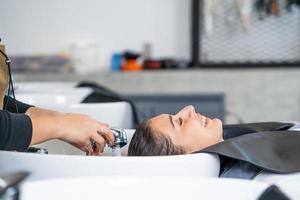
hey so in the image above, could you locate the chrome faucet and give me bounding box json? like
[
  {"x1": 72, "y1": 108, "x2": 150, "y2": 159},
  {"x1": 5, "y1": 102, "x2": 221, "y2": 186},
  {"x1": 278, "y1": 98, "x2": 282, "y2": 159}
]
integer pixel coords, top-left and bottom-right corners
[
  {"x1": 110, "y1": 128, "x2": 128, "y2": 149},
  {"x1": 86, "y1": 128, "x2": 128, "y2": 156},
  {"x1": 109, "y1": 128, "x2": 128, "y2": 156},
  {"x1": 0, "y1": 171, "x2": 29, "y2": 200}
]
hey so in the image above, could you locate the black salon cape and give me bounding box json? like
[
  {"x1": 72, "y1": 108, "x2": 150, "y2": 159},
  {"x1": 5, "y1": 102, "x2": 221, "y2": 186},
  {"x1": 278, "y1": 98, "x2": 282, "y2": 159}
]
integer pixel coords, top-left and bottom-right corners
[
  {"x1": 193, "y1": 122, "x2": 300, "y2": 179},
  {"x1": 0, "y1": 96, "x2": 33, "y2": 151}
]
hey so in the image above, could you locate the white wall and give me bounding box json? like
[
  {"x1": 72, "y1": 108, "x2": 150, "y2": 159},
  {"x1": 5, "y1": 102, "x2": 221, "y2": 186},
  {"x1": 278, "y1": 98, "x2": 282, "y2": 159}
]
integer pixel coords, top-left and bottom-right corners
[{"x1": 0, "y1": 0, "x2": 190, "y2": 66}]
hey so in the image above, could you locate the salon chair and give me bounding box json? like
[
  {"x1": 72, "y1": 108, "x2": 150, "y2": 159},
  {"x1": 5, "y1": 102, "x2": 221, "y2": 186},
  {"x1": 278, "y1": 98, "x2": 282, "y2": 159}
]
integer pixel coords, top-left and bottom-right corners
[{"x1": 15, "y1": 88, "x2": 92, "y2": 105}]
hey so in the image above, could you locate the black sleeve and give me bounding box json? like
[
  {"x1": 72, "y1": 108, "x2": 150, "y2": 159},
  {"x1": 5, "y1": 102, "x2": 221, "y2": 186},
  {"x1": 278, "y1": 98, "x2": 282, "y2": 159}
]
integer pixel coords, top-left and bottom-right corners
[
  {"x1": 0, "y1": 110, "x2": 33, "y2": 151},
  {"x1": 3, "y1": 96, "x2": 34, "y2": 113}
]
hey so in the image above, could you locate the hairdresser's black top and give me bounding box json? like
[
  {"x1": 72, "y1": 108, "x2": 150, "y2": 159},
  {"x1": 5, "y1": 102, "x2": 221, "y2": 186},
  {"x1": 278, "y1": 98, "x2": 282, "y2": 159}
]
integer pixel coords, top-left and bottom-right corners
[{"x1": 0, "y1": 96, "x2": 33, "y2": 151}]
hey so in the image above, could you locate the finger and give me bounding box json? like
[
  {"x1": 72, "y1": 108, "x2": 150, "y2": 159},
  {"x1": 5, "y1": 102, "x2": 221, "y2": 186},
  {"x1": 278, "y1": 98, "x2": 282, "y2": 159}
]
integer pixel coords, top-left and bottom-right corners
[
  {"x1": 91, "y1": 143, "x2": 102, "y2": 156},
  {"x1": 98, "y1": 131, "x2": 114, "y2": 146},
  {"x1": 97, "y1": 124, "x2": 115, "y2": 145},
  {"x1": 85, "y1": 143, "x2": 93, "y2": 156},
  {"x1": 91, "y1": 134, "x2": 106, "y2": 153},
  {"x1": 90, "y1": 139, "x2": 97, "y2": 152}
]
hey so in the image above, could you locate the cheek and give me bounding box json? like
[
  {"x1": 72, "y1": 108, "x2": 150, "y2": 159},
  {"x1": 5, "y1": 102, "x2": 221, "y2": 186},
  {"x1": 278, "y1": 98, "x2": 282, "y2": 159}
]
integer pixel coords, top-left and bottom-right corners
[
  {"x1": 182, "y1": 122, "x2": 207, "y2": 142},
  {"x1": 180, "y1": 120, "x2": 221, "y2": 148},
  {"x1": 183, "y1": 121, "x2": 205, "y2": 135},
  {"x1": 207, "y1": 119, "x2": 223, "y2": 142}
]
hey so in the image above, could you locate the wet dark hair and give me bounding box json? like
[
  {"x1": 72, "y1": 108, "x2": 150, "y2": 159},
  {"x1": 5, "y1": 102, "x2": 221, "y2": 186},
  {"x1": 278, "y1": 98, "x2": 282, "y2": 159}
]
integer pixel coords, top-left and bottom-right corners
[{"x1": 128, "y1": 121, "x2": 186, "y2": 156}]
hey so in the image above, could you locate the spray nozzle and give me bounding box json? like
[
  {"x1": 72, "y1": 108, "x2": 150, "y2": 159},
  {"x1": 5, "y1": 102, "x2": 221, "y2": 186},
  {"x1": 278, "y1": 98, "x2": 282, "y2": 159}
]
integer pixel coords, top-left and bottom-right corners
[{"x1": 110, "y1": 128, "x2": 127, "y2": 149}]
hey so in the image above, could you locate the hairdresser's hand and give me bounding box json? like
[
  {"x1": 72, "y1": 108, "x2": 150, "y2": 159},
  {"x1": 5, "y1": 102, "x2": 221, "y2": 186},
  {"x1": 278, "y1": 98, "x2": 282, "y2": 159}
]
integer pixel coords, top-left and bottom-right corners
[
  {"x1": 30, "y1": 112, "x2": 115, "y2": 156},
  {"x1": 57, "y1": 113, "x2": 115, "y2": 155}
]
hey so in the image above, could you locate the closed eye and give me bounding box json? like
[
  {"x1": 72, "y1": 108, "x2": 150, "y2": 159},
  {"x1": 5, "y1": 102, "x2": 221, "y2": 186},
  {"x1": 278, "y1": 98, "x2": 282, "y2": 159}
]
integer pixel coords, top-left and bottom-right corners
[{"x1": 179, "y1": 117, "x2": 183, "y2": 126}]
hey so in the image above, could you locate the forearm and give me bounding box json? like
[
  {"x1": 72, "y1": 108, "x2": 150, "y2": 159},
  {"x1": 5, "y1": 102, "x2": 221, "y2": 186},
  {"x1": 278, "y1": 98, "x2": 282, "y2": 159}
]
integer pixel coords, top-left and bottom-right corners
[
  {"x1": 26, "y1": 107, "x2": 68, "y2": 145},
  {"x1": 1, "y1": 104, "x2": 113, "y2": 154},
  {"x1": 26, "y1": 107, "x2": 65, "y2": 118},
  {"x1": 29, "y1": 115, "x2": 64, "y2": 145},
  {"x1": 28, "y1": 111, "x2": 114, "y2": 155}
]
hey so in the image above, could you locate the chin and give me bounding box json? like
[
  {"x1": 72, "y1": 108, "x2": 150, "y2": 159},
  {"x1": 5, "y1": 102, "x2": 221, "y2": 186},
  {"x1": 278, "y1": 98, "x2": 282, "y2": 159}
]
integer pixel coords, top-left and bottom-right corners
[
  {"x1": 213, "y1": 118, "x2": 223, "y2": 141},
  {"x1": 215, "y1": 118, "x2": 223, "y2": 128}
]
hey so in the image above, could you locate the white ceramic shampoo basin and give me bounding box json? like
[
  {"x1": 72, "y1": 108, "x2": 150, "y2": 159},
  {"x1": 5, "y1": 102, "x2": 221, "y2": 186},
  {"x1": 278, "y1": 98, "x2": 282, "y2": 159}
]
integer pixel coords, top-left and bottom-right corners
[
  {"x1": 0, "y1": 151, "x2": 220, "y2": 181},
  {"x1": 21, "y1": 177, "x2": 270, "y2": 200}
]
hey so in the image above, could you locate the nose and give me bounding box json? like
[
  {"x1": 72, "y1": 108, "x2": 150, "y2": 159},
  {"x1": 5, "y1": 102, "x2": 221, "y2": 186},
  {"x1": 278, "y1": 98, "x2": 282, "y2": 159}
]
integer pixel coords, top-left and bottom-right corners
[{"x1": 176, "y1": 105, "x2": 196, "y2": 119}]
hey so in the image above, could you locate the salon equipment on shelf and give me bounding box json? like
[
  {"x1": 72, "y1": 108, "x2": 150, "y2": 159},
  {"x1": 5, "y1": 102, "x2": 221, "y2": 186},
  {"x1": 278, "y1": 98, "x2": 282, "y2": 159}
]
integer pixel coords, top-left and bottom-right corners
[
  {"x1": 143, "y1": 59, "x2": 190, "y2": 70},
  {"x1": 121, "y1": 51, "x2": 142, "y2": 71},
  {"x1": 111, "y1": 50, "x2": 190, "y2": 71},
  {"x1": 111, "y1": 53, "x2": 122, "y2": 71}
]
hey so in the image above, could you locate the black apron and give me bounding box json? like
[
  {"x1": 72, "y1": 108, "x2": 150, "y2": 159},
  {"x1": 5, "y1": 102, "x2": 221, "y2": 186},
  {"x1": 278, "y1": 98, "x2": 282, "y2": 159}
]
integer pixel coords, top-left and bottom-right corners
[{"x1": 194, "y1": 122, "x2": 300, "y2": 179}]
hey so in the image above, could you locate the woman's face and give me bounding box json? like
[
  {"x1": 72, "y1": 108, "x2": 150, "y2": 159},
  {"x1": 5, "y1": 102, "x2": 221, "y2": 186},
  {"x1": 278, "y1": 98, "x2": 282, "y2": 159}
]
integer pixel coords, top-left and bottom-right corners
[{"x1": 149, "y1": 105, "x2": 223, "y2": 153}]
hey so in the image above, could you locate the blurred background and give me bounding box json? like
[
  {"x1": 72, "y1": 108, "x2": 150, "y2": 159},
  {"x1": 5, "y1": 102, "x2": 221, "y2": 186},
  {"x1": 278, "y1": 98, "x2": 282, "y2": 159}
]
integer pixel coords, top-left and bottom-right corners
[{"x1": 1, "y1": 0, "x2": 300, "y2": 124}]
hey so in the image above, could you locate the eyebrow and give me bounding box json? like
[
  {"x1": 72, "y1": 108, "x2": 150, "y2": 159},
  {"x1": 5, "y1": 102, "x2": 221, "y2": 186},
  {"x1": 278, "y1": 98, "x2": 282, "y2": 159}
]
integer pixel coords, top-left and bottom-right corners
[{"x1": 169, "y1": 115, "x2": 175, "y2": 129}]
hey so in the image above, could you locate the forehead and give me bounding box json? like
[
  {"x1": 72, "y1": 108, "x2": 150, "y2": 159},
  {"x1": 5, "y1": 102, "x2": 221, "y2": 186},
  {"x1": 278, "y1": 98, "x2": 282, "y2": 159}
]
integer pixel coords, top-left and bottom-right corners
[
  {"x1": 148, "y1": 114, "x2": 174, "y2": 135},
  {"x1": 149, "y1": 114, "x2": 169, "y2": 126}
]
